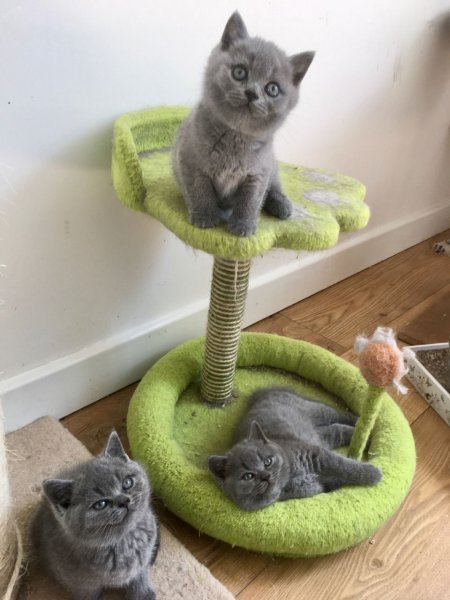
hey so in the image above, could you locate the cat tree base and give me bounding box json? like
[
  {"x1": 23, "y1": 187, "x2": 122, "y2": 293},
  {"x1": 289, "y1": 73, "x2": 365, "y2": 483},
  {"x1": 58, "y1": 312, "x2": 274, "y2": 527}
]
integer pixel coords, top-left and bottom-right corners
[{"x1": 127, "y1": 333, "x2": 416, "y2": 557}]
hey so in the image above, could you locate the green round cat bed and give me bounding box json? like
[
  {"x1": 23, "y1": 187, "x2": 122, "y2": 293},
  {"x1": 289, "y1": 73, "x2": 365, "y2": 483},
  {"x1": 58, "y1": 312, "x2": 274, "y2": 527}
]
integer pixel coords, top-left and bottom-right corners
[
  {"x1": 127, "y1": 334, "x2": 415, "y2": 556},
  {"x1": 112, "y1": 106, "x2": 415, "y2": 556}
]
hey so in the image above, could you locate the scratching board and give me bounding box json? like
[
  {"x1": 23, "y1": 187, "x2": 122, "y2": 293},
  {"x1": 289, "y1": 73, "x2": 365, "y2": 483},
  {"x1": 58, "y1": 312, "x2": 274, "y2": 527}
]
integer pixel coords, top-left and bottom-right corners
[
  {"x1": 398, "y1": 290, "x2": 450, "y2": 345},
  {"x1": 6, "y1": 417, "x2": 234, "y2": 600}
]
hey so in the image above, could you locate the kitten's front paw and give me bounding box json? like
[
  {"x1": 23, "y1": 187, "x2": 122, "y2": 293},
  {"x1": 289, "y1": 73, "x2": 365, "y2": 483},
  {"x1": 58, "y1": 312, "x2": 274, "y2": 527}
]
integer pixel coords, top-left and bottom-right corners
[
  {"x1": 189, "y1": 210, "x2": 221, "y2": 229},
  {"x1": 264, "y1": 191, "x2": 293, "y2": 220},
  {"x1": 432, "y1": 239, "x2": 450, "y2": 256},
  {"x1": 228, "y1": 219, "x2": 257, "y2": 237},
  {"x1": 365, "y1": 464, "x2": 383, "y2": 485}
]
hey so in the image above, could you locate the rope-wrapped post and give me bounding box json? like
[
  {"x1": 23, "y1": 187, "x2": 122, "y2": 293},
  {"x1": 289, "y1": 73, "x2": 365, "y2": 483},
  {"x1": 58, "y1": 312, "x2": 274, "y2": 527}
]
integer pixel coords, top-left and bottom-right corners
[
  {"x1": 0, "y1": 403, "x2": 22, "y2": 600},
  {"x1": 201, "y1": 256, "x2": 251, "y2": 404}
]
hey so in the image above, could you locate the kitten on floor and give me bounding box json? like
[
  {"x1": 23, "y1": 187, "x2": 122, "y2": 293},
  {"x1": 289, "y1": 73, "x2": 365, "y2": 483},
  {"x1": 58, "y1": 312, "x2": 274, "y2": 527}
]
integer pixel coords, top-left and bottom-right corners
[
  {"x1": 32, "y1": 431, "x2": 159, "y2": 600},
  {"x1": 208, "y1": 387, "x2": 382, "y2": 510},
  {"x1": 172, "y1": 11, "x2": 315, "y2": 237}
]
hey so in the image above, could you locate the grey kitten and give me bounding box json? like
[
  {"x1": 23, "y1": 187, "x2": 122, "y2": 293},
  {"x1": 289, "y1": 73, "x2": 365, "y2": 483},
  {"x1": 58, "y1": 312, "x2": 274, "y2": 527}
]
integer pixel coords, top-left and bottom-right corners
[
  {"x1": 173, "y1": 11, "x2": 315, "y2": 236},
  {"x1": 208, "y1": 387, "x2": 382, "y2": 510},
  {"x1": 32, "y1": 431, "x2": 159, "y2": 600}
]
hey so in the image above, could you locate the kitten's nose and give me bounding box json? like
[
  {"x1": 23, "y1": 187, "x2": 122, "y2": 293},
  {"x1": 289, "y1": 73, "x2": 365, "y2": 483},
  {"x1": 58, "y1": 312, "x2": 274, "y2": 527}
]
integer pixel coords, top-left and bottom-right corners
[
  {"x1": 245, "y1": 89, "x2": 258, "y2": 103},
  {"x1": 116, "y1": 495, "x2": 130, "y2": 508}
]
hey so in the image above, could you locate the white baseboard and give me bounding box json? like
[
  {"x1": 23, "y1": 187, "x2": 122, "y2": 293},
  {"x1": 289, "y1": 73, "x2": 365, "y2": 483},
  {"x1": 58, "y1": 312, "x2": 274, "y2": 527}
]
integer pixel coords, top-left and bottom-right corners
[{"x1": 2, "y1": 202, "x2": 449, "y2": 432}]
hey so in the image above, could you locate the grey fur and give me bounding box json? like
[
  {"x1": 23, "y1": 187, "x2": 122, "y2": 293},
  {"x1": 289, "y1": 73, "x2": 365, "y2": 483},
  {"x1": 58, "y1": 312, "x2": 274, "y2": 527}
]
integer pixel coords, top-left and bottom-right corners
[
  {"x1": 32, "y1": 431, "x2": 159, "y2": 600},
  {"x1": 173, "y1": 11, "x2": 315, "y2": 236},
  {"x1": 208, "y1": 387, "x2": 382, "y2": 510}
]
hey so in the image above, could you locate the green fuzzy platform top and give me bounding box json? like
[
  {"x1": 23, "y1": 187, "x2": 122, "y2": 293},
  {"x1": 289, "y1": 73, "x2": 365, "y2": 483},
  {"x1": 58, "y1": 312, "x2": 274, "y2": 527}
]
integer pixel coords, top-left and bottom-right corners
[{"x1": 112, "y1": 106, "x2": 369, "y2": 260}]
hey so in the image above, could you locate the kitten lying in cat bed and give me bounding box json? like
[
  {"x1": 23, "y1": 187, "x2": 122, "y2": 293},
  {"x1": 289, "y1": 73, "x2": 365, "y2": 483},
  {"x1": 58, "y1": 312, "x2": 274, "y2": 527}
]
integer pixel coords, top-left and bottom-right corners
[
  {"x1": 112, "y1": 106, "x2": 369, "y2": 260},
  {"x1": 208, "y1": 388, "x2": 382, "y2": 510},
  {"x1": 127, "y1": 333, "x2": 416, "y2": 557}
]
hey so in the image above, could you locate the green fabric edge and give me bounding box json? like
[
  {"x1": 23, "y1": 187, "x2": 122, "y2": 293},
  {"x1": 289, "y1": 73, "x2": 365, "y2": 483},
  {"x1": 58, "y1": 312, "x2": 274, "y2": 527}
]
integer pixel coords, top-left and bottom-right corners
[
  {"x1": 127, "y1": 333, "x2": 416, "y2": 557},
  {"x1": 112, "y1": 106, "x2": 190, "y2": 211}
]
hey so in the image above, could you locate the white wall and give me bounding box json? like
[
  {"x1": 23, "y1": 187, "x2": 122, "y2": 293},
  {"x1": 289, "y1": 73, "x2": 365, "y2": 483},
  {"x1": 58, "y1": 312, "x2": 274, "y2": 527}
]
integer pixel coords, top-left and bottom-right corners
[{"x1": 1, "y1": 1, "x2": 449, "y2": 431}]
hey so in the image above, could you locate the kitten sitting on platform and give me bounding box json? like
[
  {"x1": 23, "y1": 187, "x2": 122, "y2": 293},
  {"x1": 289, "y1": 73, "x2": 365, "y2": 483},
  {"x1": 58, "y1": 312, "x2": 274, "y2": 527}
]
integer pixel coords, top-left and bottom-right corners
[
  {"x1": 208, "y1": 387, "x2": 382, "y2": 510},
  {"x1": 173, "y1": 11, "x2": 315, "y2": 237},
  {"x1": 32, "y1": 431, "x2": 159, "y2": 600}
]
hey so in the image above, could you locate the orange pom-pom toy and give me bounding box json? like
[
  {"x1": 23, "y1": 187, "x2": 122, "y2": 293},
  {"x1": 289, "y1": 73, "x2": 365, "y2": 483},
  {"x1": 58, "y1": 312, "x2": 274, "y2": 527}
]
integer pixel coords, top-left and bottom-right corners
[
  {"x1": 354, "y1": 327, "x2": 411, "y2": 393},
  {"x1": 348, "y1": 327, "x2": 412, "y2": 460}
]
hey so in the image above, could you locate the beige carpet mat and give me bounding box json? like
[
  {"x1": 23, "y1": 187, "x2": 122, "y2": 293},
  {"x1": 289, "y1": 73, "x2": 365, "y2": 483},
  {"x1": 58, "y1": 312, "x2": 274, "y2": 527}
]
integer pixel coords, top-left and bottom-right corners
[{"x1": 6, "y1": 417, "x2": 234, "y2": 600}]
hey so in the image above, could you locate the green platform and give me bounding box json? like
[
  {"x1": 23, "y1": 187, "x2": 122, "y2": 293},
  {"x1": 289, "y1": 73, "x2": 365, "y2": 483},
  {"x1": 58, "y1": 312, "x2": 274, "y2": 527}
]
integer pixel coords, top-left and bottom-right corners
[{"x1": 112, "y1": 106, "x2": 369, "y2": 260}]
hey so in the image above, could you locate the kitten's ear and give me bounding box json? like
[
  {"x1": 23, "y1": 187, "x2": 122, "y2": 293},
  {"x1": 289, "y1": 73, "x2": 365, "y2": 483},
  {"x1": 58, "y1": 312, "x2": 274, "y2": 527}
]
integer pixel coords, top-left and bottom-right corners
[
  {"x1": 248, "y1": 421, "x2": 270, "y2": 444},
  {"x1": 103, "y1": 430, "x2": 130, "y2": 462},
  {"x1": 221, "y1": 11, "x2": 249, "y2": 50},
  {"x1": 208, "y1": 455, "x2": 228, "y2": 480},
  {"x1": 289, "y1": 51, "x2": 315, "y2": 86},
  {"x1": 43, "y1": 479, "x2": 74, "y2": 513}
]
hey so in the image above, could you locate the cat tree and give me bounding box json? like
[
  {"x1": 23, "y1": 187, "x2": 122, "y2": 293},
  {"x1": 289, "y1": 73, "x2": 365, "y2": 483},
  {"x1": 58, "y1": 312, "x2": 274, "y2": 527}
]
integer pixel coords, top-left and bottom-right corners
[{"x1": 112, "y1": 106, "x2": 415, "y2": 556}]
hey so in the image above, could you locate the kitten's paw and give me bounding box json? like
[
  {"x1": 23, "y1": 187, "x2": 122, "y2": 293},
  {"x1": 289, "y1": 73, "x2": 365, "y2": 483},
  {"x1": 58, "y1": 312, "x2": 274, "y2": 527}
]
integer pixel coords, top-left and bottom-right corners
[
  {"x1": 228, "y1": 219, "x2": 257, "y2": 237},
  {"x1": 264, "y1": 191, "x2": 293, "y2": 219},
  {"x1": 189, "y1": 211, "x2": 221, "y2": 229},
  {"x1": 432, "y1": 239, "x2": 450, "y2": 256},
  {"x1": 364, "y1": 464, "x2": 382, "y2": 485}
]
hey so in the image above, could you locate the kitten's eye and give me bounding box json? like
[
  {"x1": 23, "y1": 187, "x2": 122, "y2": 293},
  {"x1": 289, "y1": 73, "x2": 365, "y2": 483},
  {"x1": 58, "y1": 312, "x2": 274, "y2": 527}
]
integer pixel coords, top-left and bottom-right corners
[
  {"x1": 232, "y1": 65, "x2": 247, "y2": 81},
  {"x1": 242, "y1": 472, "x2": 254, "y2": 481},
  {"x1": 264, "y1": 457, "x2": 273, "y2": 467},
  {"x1": 265, "y1": 82, "x2": 280, "y2": 97},
  {"x1": 93, "y1": 499, "x2": 108, "y2": 510},
  {"x1": 122, "y1": 477, "x2": 134, "y2": 490}
]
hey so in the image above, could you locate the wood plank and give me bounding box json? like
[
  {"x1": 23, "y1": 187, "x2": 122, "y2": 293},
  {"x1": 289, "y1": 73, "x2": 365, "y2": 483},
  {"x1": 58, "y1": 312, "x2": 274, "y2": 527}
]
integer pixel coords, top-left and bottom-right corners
[
  {"x1": 395, "y1": 283, "x2": 450, "y2": 345},
  {"x1": 282, "y1": 230, "x2": 450, "y2": 350},
  {"x1": 388, "y1": 282, "x2": 450, "y2": 338},
  {"x1": 237, "y1": 408, "x2": 450, "y2": 600},
  {"x1": 245, "y1": 313, "x2": 346, "y2": 355},
  {"x1": 62, "y1": 383, "x2": 137, "y2": 454},
  {"x1": 398, "y1": 290, "x2": 450, "y2": 345}
]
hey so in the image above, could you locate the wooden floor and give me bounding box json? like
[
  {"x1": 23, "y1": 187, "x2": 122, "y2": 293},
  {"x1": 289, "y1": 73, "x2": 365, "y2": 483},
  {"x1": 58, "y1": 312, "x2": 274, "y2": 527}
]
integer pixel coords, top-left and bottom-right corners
[{"x1": 63, "y1": 230, "x2": 450, "y2": 600}]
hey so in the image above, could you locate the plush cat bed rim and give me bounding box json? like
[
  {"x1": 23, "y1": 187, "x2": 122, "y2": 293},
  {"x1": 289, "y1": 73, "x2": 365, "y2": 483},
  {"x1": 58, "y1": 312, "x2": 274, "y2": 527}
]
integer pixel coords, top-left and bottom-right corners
[{"x1": 127, "y1": 333, "x2": 416, "y2": 557}]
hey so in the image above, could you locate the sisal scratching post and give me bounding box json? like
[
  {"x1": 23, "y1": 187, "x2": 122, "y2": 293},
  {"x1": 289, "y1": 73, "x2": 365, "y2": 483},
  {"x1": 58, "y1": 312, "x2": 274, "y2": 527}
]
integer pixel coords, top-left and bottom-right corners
[
  {"x1": 0, "y1": 403, "x2": 22, "y2": 600},
  {"x1": 201, "y1": 257, "x2": 251, "y2": 404}
]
